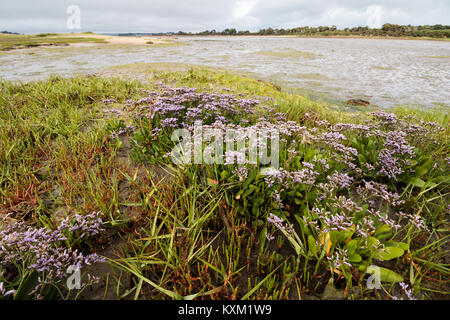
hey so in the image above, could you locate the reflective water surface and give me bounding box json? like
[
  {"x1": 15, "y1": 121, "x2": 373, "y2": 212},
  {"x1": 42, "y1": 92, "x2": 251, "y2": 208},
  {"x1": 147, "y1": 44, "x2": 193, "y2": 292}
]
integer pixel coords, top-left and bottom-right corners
[{"x1": 1, "y1": 36, "x2": 449, "y2": 108}]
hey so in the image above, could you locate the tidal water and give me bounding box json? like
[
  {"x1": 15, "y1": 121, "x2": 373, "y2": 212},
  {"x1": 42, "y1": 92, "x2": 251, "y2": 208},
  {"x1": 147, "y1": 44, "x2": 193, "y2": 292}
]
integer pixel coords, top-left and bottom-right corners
[{"x1": 1, "y1": 36, "x2": 449, "y2": 108}]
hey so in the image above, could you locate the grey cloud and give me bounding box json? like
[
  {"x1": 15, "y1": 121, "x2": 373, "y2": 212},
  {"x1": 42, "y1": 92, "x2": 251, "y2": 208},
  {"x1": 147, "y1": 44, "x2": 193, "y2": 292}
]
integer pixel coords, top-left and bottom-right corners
[{"x1": 0, "y1": 0, "x2": 448, "y2": 33}]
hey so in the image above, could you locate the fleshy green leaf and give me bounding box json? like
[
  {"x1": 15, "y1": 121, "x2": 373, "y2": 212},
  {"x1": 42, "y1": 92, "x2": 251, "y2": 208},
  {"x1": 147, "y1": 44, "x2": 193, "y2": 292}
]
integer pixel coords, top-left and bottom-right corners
[
  {"x1": 308, "y1": 235, "x2": 317, "y2": 257},
  {"x1": 377, "y1": 246, "x2": 405, "y2": 261},
  {"x1": 408, "y1": 177, "x2": 426, "y2": 188},
  {"x1": 385, "y1": 241, "x2": 409, "y2": 251},
  {"x1": 366, "y1": 266, "x2": 404, "y2": 283},
  {"x1": 349, "y1": 253, "x2": 362, "y2": 263}
]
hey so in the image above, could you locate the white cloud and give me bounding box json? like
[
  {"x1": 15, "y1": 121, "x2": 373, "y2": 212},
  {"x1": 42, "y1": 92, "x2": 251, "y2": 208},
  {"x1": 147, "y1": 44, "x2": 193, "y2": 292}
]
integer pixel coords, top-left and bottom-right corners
[
  {"x1": 0, "y1": 0, "x2": 448, "y2": 33},
  {"x1": 232, "y1": 0, "x2": 258, "y2": 19}
]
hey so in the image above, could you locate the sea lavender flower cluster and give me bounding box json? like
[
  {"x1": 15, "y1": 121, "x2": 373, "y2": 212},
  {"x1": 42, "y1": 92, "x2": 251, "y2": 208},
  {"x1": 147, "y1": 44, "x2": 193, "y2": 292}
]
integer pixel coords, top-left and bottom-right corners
[
  {"x1": 118, "y1": 87, "x2": 290, "y2": 141},
  {"x1": 392, "y1": 282, "x2": 417, "y2": 300},
  {"x1": 371, "y1": 110, "x2": 399, "y2": 126},
  {"x1": 399, "y1": 282, "x2": 417, "y2": 300},
  {"x1": 309, "y1": 191, "x2": 402, "y2": 240},
  {"x1": 110, "y1": 125, "x2": 136, "y2": 139},
  {"x1": 375, "y1": 130, "x2": 415, "y2": 180},
  {"x1": 327, "y1": 172, "x2": 354, "y2": 189},
  {"x1": 57, "y1": 211, "x2": 105, "y2": 239},
  {"x1": 103, "y1": 108, "x2": 122, "y2": 116},
  {"x1": 101, "y1": 98, "x2": 117, "y2": 105},
  {"x1": 267, "y1": 213, "x2": 294, "y2": 237},
  {"x1": 312, "y1": 131, "x2": 359, "y2": 168},
  {"x1": 327, "y1": 249, "x2": 352, "y2": 270},
  {"x1": 0, "y1": 282, "x2": 15, "y2": 298},
  {"x1": 330, "y1": 110, "x2": 444, "y2": 181},
  {"x1": 263, "y1": 167, "x2": 289, "y2": 188},
  {"x1": 271, "y1": 190, "x2": 285, "y2": 209},
  {"x1": 141, "y1": 87, "x2": 263, "y2": 131},
  {"x1": 262, "y1": 166, "x2": 319, "y2": 189},
  {"x1": 232, "y1": 166, "x2": 249, "y2": 181},
  {"x1": 357, "y1": 180, "x2": 405, "y2": 208},
  {"x1": 0, "y1": 212, "x2": 105, "y2": 298},
  {"x1": 397, "y1": 211, "x2": 429, "y2": 232}
]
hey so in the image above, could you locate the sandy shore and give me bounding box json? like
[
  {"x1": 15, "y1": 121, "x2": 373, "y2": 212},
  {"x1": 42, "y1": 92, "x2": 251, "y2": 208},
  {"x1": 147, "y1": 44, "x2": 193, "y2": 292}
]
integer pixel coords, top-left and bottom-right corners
[{"x1": 65, "y1": 33, "x2": 174, "y2": 45}]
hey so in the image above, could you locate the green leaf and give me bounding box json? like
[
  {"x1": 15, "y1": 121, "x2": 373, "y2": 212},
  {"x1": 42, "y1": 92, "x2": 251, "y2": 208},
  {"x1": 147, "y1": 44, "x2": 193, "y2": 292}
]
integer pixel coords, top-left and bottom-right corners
[
  {"x1": 377, "y1": 246, "x2": 405, "y2": 261},
  {"x1": 349, "y1": 253, "x2": 362, "y2": 263},
  {"x1": 243, "y1": 170, "x2": 257, "y2": 189},
  {"x1": 344, "y1": 239, "x2": 358, "y2": 255},
  {"x1": 14, "y1": 271, "x2": 39, "y2": 300},
  {"x1": 259, "y1": 228, "x2": 268, "y2": 249},
  {"x1": 366, "y1": 266, "x2": 404, "y2": 283},
  {"x1": 220, "y1": 170, "x2": 229, "y2": 181},
  {"x1": 254, "y1": 197, "x2": 265, "y2": 207},
  {"x1": 410, "y1": 264, "x2": 415, "y2": 286},
  {"x1": 408, "y1": 177, "x2": 426, "y2": 188},
  {"x1": 406, "y1": 160, "x2": 418, "y2": 168},
  {"x1": 308, "y1": 235, "x2": 317, "y2": 257},
  {"x1": 415, "y1": 158, "x2": 433, "y2": 177},
  {"x1": 358, "y1": 153, "x2": 367, "y2": 164},
  {"x1": 252, "y1": 219, "x2": 264, "y2": 228},
  {"x1": 374, "y1": 224, "x2": 391, "y2": 238},
  {"x1": 385, "y1": 241, "x2": 409, "y2": 251}
]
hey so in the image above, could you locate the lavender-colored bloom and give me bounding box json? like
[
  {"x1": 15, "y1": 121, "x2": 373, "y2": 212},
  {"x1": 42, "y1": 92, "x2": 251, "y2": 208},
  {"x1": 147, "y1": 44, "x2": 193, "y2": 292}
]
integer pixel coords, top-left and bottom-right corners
[
  {"x1": 399, "y1": 282, "x2": 417, "y2": 300},
  {"x1": 103, "y1": 109, "x2": 122, "y2": 116},
  {"x1": 232, "y1": 166, "x2": 249, "y2": 181},
  {"x1": 267, "y1": 213, "x2": 294, "y2": 236},
  {"x1": 327, "y1": 249, "x2": 352, "y2": 270},
  {"x1": 161, "y1": 117, "x2": 179, "y2": 128},
  {"x1": 0, "y1": 282, "x2": 16, "y2": 297},
  {"x1": 357, "y1": 180, "x2": 405, "y2": 207},
  {"x1": 101, "y1": 98, "x2": 117, "y2": 105},
  {"x1": 327, "y1": 172, "x2": 354, "y2": 189},
  {"x1": 0, "y1": 212, "x2": 105, "y2": 297},
  {"x1": 110, "y1": 125, "x2": 136, "y2": 139}
]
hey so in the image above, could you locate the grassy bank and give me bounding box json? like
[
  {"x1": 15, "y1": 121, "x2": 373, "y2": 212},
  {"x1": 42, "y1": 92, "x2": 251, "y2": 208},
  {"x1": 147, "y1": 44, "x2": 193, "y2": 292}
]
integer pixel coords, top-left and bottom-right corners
[
  {"x1": 0, "y1": 67, "x2": 448, "y2": 300},
  {"x1": 0, "y1": 33, "x2": 179, "y2": 52},
  {"x1": 0, "y1": 33, "x2": 108, "y2": 51}
]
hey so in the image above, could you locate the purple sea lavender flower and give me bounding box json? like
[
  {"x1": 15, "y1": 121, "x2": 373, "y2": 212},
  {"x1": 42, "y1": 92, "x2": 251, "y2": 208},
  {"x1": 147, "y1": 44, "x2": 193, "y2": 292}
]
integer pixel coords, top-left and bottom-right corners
[
  {"x1": 357, "y1": 180, "x2": 405, "y2": 207},
  {"x1": 103, "y1": 109, "x2": 122, "y2": 116},
  {"x1": 267, "y1": 213, "x2": 294, "y2": 236},
  {"x1": 262, "y1": 168, "x2": 289, "y2": 188},
  {"x1": 110, "y1": 125, "x2": 136, "y2": 139},
  {"x1": 0, "y1": 212, "x2": 105, "y2": 296},
  {"x1": 0, "y1": 282, "x2": 16, "y2": 297},
  {"x1": 327, "y1": 172, "x2": 354, "y2": 189},
  {"x1": 232, "y1": 166, "x2": 249, "y2": 181},
  {"x1": 327, "y1": 249, "x2": 352, "y2": 270},
  {"x1": 271, "y1": 190, "x2": 285, "y2": 209},
  {"x1": 399, "y1": 282, "x2": 417, "y2": 300},
  {"x1": 161, "y1": 117, "x2": 179, "y2": 128},
  {"x1": 101, "y1": 98, "x2": 117, "y2": 105},
  {"x1": 371, "y1": 110, "x2": 398, "y2": 126}
]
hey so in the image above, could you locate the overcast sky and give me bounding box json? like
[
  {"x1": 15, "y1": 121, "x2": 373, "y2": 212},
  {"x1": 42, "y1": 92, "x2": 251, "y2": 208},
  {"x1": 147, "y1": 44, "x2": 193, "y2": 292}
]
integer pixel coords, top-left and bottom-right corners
[{"x1": 1, "y1": 0, "x2": 449, "y2": 34}]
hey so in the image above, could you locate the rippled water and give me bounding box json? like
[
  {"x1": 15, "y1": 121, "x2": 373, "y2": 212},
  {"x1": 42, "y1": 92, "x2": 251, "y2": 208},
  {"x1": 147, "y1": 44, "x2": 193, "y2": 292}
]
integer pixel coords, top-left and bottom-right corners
[{"x1": 1, "y1": 36, "x2": 449, "y2": 108}]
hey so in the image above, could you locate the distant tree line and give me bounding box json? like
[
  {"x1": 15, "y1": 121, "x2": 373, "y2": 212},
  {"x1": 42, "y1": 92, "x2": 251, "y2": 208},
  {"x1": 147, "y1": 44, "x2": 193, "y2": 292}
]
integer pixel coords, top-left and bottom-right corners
[
  {"x1": 1, "y1": 31, "x2": 21, "y2": 35},
  {"x1": 176, "y1": 24, "x2": 450, "y2": 38}
]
